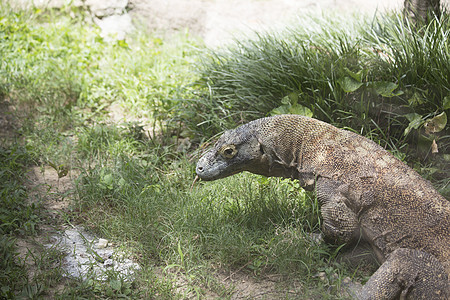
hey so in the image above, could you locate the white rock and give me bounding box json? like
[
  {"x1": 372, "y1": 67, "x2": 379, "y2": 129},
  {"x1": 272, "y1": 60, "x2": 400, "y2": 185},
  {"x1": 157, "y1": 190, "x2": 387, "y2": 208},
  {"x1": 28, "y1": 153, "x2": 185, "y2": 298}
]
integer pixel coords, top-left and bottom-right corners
[
  {"x1": 96, "y1": 238, "x2": 109, "y2": 249},
  {"x1": 47, "y1": 226, "x2": 139, "y2": 281}
]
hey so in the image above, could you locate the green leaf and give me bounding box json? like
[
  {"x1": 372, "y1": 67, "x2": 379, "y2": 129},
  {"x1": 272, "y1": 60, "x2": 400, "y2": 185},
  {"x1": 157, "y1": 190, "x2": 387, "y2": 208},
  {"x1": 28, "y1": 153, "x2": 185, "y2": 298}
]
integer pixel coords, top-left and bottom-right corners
[
  {"x1": 2, "y1": 285, "x2": 10, "y2": 295},
  {"x1": 177, "y1": 241, "x2": 184, "y2": 267},
  {"x1": 280, "y1": 95, "x2": 290, "y2": 105},
  {"x1": 118, "y1": 178, "x2": 126, "y2": 187},
  {"x1": 110, "y1": 279, "x2": 121, "y2": 291},
  {"x1": 270, "y1": 101, "x2": 312, "y2": 117},
  {"x1": 289, "y1": 103, "x2": 313, "y2": 117},
  {"x1": 443, "y1": 96, "x2": 450, "y2": 110},
  {"x1": 48, "y1": 161, "x2": 69, "y2": 178},
  {"x1": 101, "y1": 173, "x2": 114, "y2": 189},
  {"x1": 116, "y1": 39, "x2": 129, "y2": 49},
  {"x1": 288, "y1": 92, "x2": 299, "y2": 104},
  {"x1": 404, "y1": 113, "x2": 424, "y2": 136},
  {"x1": 424, "y1": 112, "x2": 447, "y2": 134},
  {"x1": 344, "y1": 67, "x2": 366, "y2": 82},
  {"x1": 152, "y1": 37, "x2": 163, "y2": 46},
  {"x1": 407, "y1": 92, "x2": 424, "y2": 107},
  {"x1": 270, "y1": 105, "x2": 290, "y2": 116},
  {"x1": 338, "y1": 77, "x2": 363, "y2": 93},
  {"x1": 372, "y1": 81, "x2": 402, "y2": 97}
]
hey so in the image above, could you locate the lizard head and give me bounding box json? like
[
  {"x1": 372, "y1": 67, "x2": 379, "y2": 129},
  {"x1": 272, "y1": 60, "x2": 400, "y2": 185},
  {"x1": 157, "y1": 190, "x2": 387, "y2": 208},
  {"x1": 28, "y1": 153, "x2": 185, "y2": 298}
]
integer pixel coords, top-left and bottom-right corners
[{"x1": 196, "y1": 120, "x2": 270, "y2": 181}]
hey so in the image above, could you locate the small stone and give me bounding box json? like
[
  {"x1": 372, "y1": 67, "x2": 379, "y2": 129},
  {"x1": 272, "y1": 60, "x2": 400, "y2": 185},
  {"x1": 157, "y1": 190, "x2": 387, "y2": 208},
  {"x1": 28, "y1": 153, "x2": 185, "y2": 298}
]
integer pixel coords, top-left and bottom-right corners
[
  {"x1": 342, "y1": 277, "x2": 352, "y2": 284},
  {"x1": 318, "y1": 272, "x2": 327, "y2": 281},
  {"x1": 104, "y1": 259, "x2": 114, "y2": 267},
  {"x1": 96, "y1": 238, "x2": 109, "y2": 249},
  {"x1": 101, "y1": 250, "x2": 114, "y2": 259}
]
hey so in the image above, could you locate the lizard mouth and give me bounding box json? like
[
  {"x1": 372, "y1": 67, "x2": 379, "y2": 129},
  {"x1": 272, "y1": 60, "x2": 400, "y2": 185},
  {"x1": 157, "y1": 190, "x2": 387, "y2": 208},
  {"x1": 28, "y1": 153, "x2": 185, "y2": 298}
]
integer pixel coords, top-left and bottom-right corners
[
  {"x1": 196, "y1": 154, "x2": 241, "y2": 181},
  {"x1": 196, "y1": 161, "x2": 229, "y2": 181}
]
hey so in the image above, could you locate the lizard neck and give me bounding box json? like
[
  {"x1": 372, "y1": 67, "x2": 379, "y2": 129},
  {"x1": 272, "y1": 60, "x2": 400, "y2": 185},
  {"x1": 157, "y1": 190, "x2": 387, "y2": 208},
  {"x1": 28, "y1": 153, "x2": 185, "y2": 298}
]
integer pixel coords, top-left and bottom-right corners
[{"x1": 257, "y1": 115, "x2": 340, "y2": 180}]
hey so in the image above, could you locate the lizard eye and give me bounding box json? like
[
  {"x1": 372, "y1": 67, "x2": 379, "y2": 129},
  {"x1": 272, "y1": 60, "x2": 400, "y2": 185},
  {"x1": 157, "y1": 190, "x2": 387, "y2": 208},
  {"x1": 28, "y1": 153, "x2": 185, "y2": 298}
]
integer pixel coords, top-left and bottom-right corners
[{"x1": 219, "y1": 145, "x2": 237, "y2": 159}]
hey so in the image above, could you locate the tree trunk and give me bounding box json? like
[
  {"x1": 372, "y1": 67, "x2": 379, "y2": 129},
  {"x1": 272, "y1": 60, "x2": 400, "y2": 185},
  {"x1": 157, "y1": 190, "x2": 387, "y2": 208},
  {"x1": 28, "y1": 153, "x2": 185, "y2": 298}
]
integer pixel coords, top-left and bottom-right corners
[{"x1": 404, "y1": 0, "x2": 441, "y2": 24}]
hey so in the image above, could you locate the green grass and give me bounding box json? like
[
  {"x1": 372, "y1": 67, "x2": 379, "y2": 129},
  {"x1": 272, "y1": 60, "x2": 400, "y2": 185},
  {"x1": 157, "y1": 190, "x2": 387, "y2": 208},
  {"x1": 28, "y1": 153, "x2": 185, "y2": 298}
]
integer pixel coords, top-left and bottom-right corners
[
  {"x1": 67, "y1": 122, "x2": 353, "y2": 297},
  {"x1": 0, "y1": 3, "x2": 200, "y2": 136},
  {"x1": 0, "y1": 145, "x2": 37, "y2": 236},
  {"x1": 1, "y1": 2, "x2": 448, "y2": 299},
  {"x1": 74, "y1": 149, "x2": 349, "y2": 297},
  {"x1": 0, "y1": 142, "x2": 71, "y2": 299},
  {"x1": 0, "y1": 144, "x2": 33, "y2": 299},
  {"x1": 0, "y1": 3, "x2": 205, "y2": 298}
]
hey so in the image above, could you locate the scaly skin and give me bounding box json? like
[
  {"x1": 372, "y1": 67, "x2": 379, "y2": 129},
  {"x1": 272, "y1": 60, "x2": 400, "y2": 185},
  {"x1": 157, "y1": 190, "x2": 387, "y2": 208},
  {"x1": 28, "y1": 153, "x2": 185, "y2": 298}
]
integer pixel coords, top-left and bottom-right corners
[{"x1": 196, "y1": 114, "x2": 449, "y2": 299}]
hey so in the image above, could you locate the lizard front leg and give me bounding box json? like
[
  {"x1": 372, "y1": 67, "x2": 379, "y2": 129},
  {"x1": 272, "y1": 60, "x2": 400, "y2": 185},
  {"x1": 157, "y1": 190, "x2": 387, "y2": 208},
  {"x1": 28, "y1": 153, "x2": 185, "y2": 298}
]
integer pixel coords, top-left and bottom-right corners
[{"x1": 315, "y1": 177, "x2": 360, "y2": 245}]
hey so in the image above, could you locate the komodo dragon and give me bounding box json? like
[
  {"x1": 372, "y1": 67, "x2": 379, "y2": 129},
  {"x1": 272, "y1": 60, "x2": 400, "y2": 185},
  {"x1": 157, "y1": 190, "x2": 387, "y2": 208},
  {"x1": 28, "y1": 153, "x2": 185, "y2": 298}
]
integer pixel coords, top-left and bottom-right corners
[{"x1": 196, "y1": 114, "x2": 449, "y2": 299}]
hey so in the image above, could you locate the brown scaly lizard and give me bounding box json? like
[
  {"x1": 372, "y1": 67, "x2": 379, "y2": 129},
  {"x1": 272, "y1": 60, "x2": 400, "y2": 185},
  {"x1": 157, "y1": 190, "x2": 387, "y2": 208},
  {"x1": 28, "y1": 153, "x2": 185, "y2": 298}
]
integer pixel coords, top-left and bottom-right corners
[{"x1": 196, "y1": 114, "x2": 449, "y2": 299}]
